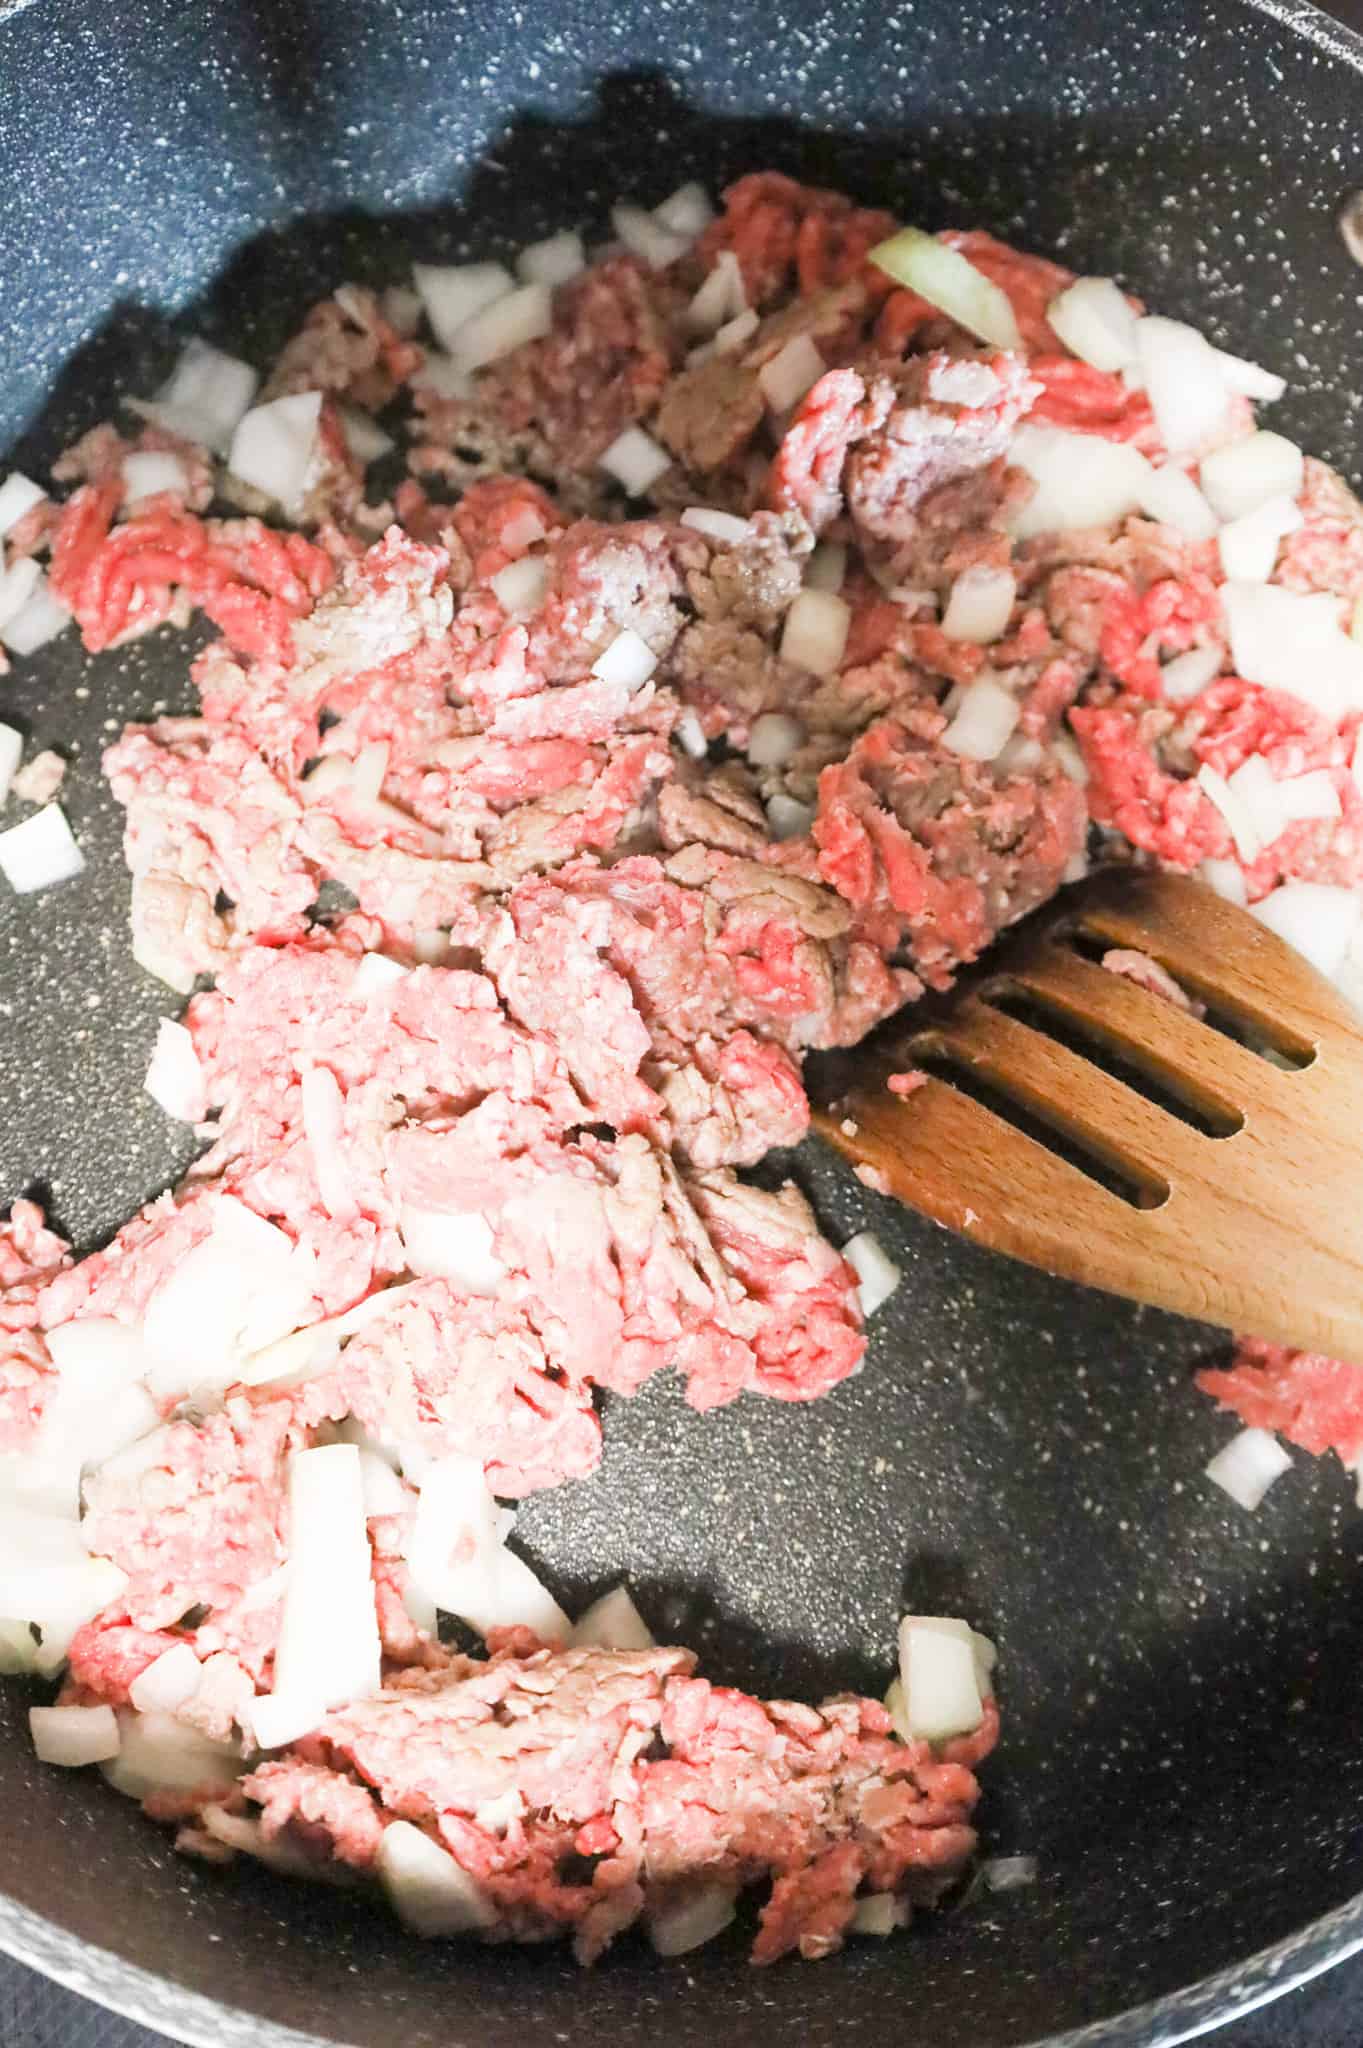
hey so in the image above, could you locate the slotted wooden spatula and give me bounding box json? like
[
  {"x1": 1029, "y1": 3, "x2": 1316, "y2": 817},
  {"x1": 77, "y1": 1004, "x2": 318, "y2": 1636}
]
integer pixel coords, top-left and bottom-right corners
[{"x1": 813, "y1": 869, "x2": 1363, "y2": 1359}]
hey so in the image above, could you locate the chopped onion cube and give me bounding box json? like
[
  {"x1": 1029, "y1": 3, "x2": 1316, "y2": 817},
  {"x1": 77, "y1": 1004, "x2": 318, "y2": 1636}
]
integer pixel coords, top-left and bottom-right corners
[
  {"x1": 516, "y1": 229, "x2": 586, "y2": 289},
  {"x1": 144, "y1": 1017, "x2": 207, "y2": 1123},
  {"x1": 1252, "y1": 881, "x2": 1362, "y2": 980},
  {"x1": 339, "y1": 407, "x2": 395, "y2": 464},
  {"x1": 1046, "y1": 276, "x2": 1140, "y2": 372},
  {"x1": 712, "y1": 307, "x2": 759, "y2": 355},
  {"x1": 450, "y1": 282, "x2": 553, "y2": 372},
  {"x1": 0, "y1": 1621, "x2": 40, "y2": 1677},
  {"x1": 942, "y1": 675, "x2": 1021, "y2": 762},
  {"x1": 805, "y1": 541, "x2": 847, "y2": 594},
  {"x1": 676, "y1": 711, "x2": 709, "y2": 760},
  {"x1": 654, "y1": 182, "x2": 714, "y2": 239},
  {"x1": 0, "y1": 723, "x2": 21, "y2": 803},
  {"x1": 870, "y1": 227, "x2": 1022, "y2": 352},
  {"x1": 408, "y1": 1452, "x2": 570, "y2": 1643},
  {"x1": 611, "y1": 202, "x2": 690, "y2": 271},
  {"x1": 1, "y1": 576, "x2": 72, "y2": 656},
  {"x1": 599, "y1": 425, "x2": 672, "y2": 497},
  {"x1": 0, "y1": 471, "x2": 46, "y2": 537},
  {"x1": 765, "y1": 793, "x2": 815, "y2": 841},
  {"x1": 747, "y1": 712, "x2": 804, "y2": 767},
  {"x1": 128, "y1": 1643, "x2": 202, "y2": 1716},
  {"x1": 648, "y1": 1881, "x2": 739, "y2": 1957},
  {"x1": 1211, "y1": 347, "x2": 1287, "y2": 404},
  {"x1": 850, "y1": 1892, "x2": 909, "y2": 1936},
  {"x1": 489, "y1": 554, "x2": 549, "y2": 617},
  {"x1": 686, "y1": 253, "x2": 746, "y2": 334},
  {"x1": 1270, "y1": 769, "x2": 1341, "y2": 826},
  {"x1": 1196, "y1": 764, "x2": 1262, "y2": 862},
  {"x1": 592, "y1": 627, "x2": 657, "y2": 691},
  {"x1": 843, "y1": 1231, "x2": 902, "y2": 1318},
  {"x1": 897, "y1": 1616, "x2": 987, "y2": 1743},
  {"x1": 410, "y1": 353, "x2": 474, "y2": 401},
  {"x1": 1053, "y1": 730, "x2": 1089, "y2": 785},
  {"x1": 381, "y1": 285, "x2": 423, "y2": 336},
  {"x1": 0, "y1": 803, "x2": 85, "y2": 895},
  {"x1": 680, "y1": 507, "x2": 752, "y2": 545},
  {"x1": 1006, "y1": 424, "x2": 1152, "y2": 540},
  {"x1": 413, "y1": 261, "x2": 514, "y2": 353},
  {"x1": 1200, "y1": 431, "x2": 1304, "y2": 521},
  {"x1": 228, "y1": 391, "x2": 322, "y2": 518},
  {"x1": 0, "y1": 556, "x2": 41, "y2": 633},
  {"x1": 1159, "y1": 645, "x2": 1222, "y2": 702},
  {"x1": 1205, "y1": 1426, "x2": 1292, "y2": 1511},
  {"x1": 121, "y1": 451, "x2": 190, "y2": 503},
  {"x1": 571, "y1": 1584, "x2": 655, "y2": 1651},
  {"x1": 142, "y1": 1197, "x2": 319, "y2": 1395},
  {"x1": 30, "y1": 1704, "x2": 121, "y2": 1768},
  {"x1": 780, "y1": 588, "x2": 850, "y2": 676},
  {"x1": 1220, "y1": 583, "x2": 1363, "y2": 722},
  {"x1": 142, "y1": 339, "x2": 259, "y2": 453},
  {"x1": 352, "y1": 952, "x2": 409, "y2": 996},
  {"x1": 1136, "y1": 317, "x2": 1234, "y2": 455},
  {"x1": 1217, "y1": 493, "x2": 1303, "y2": 583},
  {"x1": 982, "y1": 1855, "x2": 1038, "y2": 1893},
  {"x1": 758, "y1": 335, "x2": 825, "y2": 414},
  {"x1": 398, "y1": 1206, "x2": 504, "y2": 1293},
  {"x1": 102, "y1": 1710, "x2": 240, "y2": 1803},
  {"x1": 357, "y1": 1448, "x2": 408, "y2": 1521},
  {"x1": 1201, "y1": 858, "x2": 1247, "y2": 906},
  {"x1": 378, "y1": 1821, "x2": 497, "y2": 1936},
  {"x1": 248, "y1": 1689, "x2": 327, "y2": 1754},
  {"x1": 271, "y1": 1445, "x2": 381, "y2": 1724},
  {"x1": 1136, "y1": 464, "x2": 1219, "y2": 542},
  {"x1": 942, "y1": 565, "x2": 1016, "y2": 643}
]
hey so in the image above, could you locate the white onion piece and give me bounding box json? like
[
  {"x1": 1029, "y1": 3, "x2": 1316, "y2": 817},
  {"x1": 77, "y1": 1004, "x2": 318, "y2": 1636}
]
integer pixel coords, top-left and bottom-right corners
[
  {"x1": 267, "y1": 1445, "x2": 380, "y2": 1738},
  {"x1": 128, "y1": 1643, "x2": 203, "y2": 1715},
  {"x1": 680, "y1": 507, "x2": 752, "y2": 545},
  {"x1": 141, "y1": 339, "x2": 259, "y2": 454},
  {"x1": 0, "y1": 471, "x2": 46, "y2": 538},
  {"x1": 1270, "y1": 769, "x2": 1342, "y2": 826},
  {"x1": 144, "y1": 1017, "x2": 207, "y2": 1122},
  {"x1": 1006, "y1": 425, "x2": 1151, "y2": 540},
  {"x1": 765, "y1": 794, "x2": 815, "y2": 841},
  {"x1": 0, "y1": 557, "x2": 41, "y2": 633},
  {"x1": 1, "y1": 577, "x2": 72, "y2": 657},
  {"x1": 451, "y1": 282, "x2": 553, "y2": 372},
  {"x1": 599, "y1": 425, "x2": 672, "y2": 496},
  {"x1": 0, "y1": 1621, "x2": 40, "y2": 1677},
  {"x1": 1205, "y1": 1426, "x2": 1292, "y2": 1511},
  {"x1": 850, "y1": 1892, "x2": 909, "y2": 1937},
  {"x1": 199, "y1": 1803, "x2": 334, "y2": 1880},
  {"x1": 758, "y1": 335, "x2": 825, "y2": 414},
  {"x1": 747, "y1": 712, "x2": 804, "y2": 767},
  {"x1": 1211, "y1": 347, "x2": 1287, "y2": 404},
  {"x1": 612, "y1": 203, "x2": 690, "y2": 271},
  {"x1": 0, "y1": 723, "x2": 21, "y2": 803},
  {"x1": 686, "y1": 253, "x2": 746, "y2": 334},
  {"x1": 1196, "y1": 764, "x2": 1262, "y2": 862},
  {"x1": 300, "y1": 1063, "x2": 354, "y2": 1224},
  {"x1": 142, "y1": 1197, "x2": 318, "y2": 1398},
  {"x1": 35, "y1": 1318, "x2": 157, "y2": 1511},
  {"x1": 339, "y1": 407, "x2": 395, "y2": 464},
  {"x1": 0, "y1": 803, "x2": 84, "y2": 895},
  {"x1": 983, "y1": 1856, "x2": 1039, "y2": 1893},
  {"x1": 843, "y1": 1231, "x2": 902, "y2": 1318},
  {"x1": 351, "y1": 740, "x2": 389, "y2": 806},
  {"x1": 1200, "y1": 431, "x2": 1304, "y2": 521},
  {"x1": 648, "y1": 1882, "x2": 738, "y2": 1957},
  {"x1": 1135, "y1": 316, "x2": 1234, "y2": 455},
  {"x1": 1159, "y1": 645, "x2": 1222, "y2": 702},
  {"x1": 1220, "y1": 583, "x2": 1363, "y2": 722},
  {"x1": 942, "y1": 565, "x2": 1016, "y2": 643},
  {"x1": 1217, "y1": 494, "x2": 1303, "y2": 583},
  {"x1": 780, "y1": 588, "x2": 850, "y2": 676},
  {"x1": 408, "y1": 1452, "x2": 569, "y2": 1643},
  {"x1": 516, "y1": 230, "x2": 585, "y2": 288},
  {"x1": 30, "y1": 1704, "x2": 121, "y2": 1768},
  {"x1": 399, "y1": 1206, "x2": 504, "y2": 1293},
  {"x1": 356, "y1": 1448, "x2": 408, "y2": 1521},
  {"x1": 121, "y1": 451, "x2": 190, "y2": 504},
  {"x1": 413, "y1": 261, "x2": 514, "y2": 352},
  {"x1": 897, "y1": 1616, "x2": 987, "y2": 1743},
  {"x1": 1046, "y1": 276, "x2": 1139, "y2": 372},
  {"x1": 381, "y1": 285, "x2": 423, "y2": 337},
  {"x1": 805, "y1": 541, "x2": 847, "y2": 594},
  {"x1": 410, "y1": 353, "x2": 475, "y2": 401},
  {"x1": 676, "y1": 711, "x2": 709, "y2": 760},
  {"x1": 592, "y1": 627, "x2": 657, "y2": 691},
  {"x1": 377, "y1": 1821, "x2": 497, "y2": 1936},
  {"x1": 352, "y1": 952, "x2": 409, "y2": 995},
  {"x1": 228, "y1": 391, "x2": 322, "y2": 517},
  {"x1": 1252, "y1": 881, "x2": 1362, "y2": 979},
  {"x1": 712, "y1": 307, "x2": 759, "y2": 355},
  {"x1": 654, "y1": 182, "x2": 714, "y2": 239},
  {"x1": 102, "y1": 1710, "x2": 240, "y2": 1803},
  {"x1": 870, "y1": 227, "x2": 1022, "y2": 352},
  {"x1": 942, "y1": 676, "x2": 1020, "y2": 762},
  {"x1": 1200, "y1": 858, "x2": 1248, "y2": 906},
  {"x1": 1136, "y1": 465, "x2": 1219, "y2": 542},
  {"x1": 1053, "y1": 730, "x2": 1090, "y2": 785},
  {"x1": 571, "y1": 1583, "x2": 655, "y2": 1651},
  {"x1": 490, "y1": 554, "x2": 549, "y2": 617}
]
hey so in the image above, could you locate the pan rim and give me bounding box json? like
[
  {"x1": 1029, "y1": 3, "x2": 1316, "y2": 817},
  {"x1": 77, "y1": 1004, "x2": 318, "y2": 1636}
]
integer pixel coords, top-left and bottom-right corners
[{"x1": 3, "y1": 0, "x2": 1363, "y2": 2041}]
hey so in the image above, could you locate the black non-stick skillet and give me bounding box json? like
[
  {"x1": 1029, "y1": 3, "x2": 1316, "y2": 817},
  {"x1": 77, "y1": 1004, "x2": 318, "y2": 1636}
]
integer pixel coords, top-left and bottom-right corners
[{"x1": 3, "y1": 0, "x2": 1363, "y2": 2041}]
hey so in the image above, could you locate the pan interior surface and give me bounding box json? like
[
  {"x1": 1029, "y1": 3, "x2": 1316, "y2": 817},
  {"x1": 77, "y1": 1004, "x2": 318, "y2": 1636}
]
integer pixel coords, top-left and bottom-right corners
[{"x1": 2, "y1": 0, "x2": 1363, "y2": 2042}]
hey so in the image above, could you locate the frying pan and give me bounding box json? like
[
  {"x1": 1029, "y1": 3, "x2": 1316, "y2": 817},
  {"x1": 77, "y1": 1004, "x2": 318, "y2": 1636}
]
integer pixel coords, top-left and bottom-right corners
[{"x1": 3, "y1": 0, "x2": 1363, "y2": 2041}]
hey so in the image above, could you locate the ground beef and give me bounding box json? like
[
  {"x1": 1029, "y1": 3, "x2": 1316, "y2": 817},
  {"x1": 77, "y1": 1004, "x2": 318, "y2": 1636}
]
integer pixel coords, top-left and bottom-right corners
[{"x1": 1198, "y1": 1340, "x2": 1363, "y2": 1469}]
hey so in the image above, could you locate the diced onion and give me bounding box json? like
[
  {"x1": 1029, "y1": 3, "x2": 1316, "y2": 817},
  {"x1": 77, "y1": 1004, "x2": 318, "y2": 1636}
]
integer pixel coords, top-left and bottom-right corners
[
  {"x1": 121, "y1": 451, "x2": 190, "y2": 504},
  {"x1": 267, "y1": 1444, "x2": 381, "y2": 1738},
  {"x1": 712, "y1": 307, "x2": 759, "y2": 355},
  {"x1": 897, "y1": 1616, "x2": 988, "y2": 1742},
  {"x1": 850, "y1": 1892, "x2": 909, "y2": 1937},
  {"x1": 0, "y1": 803, "x2": 85, "y2": 895},
  {"x1": 1135, "y1": 316, "x2": 1235, "y2": 455},
  {"x1": 128, "y1": 1643, "x2": 202, "y2": 1716},
  {"x1": 1251, "y1": 881, "x2": 1362, "y2": 980},
  {"x1": 413, "y1": 261, "x2": 514, "y2": 353},
  {"x1": 654, "y1": 182, "x2": 714, "y2": 239},
  {"x1": 870, "y1": 227, "x2": 1022, "y2": 352},
  {"x1": 1205, "y1": 1426, "x2": 1292, "y2": 1511},
  {"x1": 30, "y1": 1704, "x2": 121, "y2": 1768},
  {"x1": 407, "y1": 1452, "x2": 569, "y2": 1643},
  {"x1": 0, "y1": 723, "x2": 21, "y2": 803},
  {"x1": 780, "y1": 588, "x2": 850, "y2": 677},
  {"x1": 805, "y1": 541, "x2": 847, "y2": 594},
  {"x1": 410, "y1": 354, "x2": 474, "y2": 401},
  {"x1": 843, "y1": 1231, "x2": 902, "y2": 1318},
  {"x1": 1046, "y1": 276, "x2": 1139, "y2": 372},
  {"x1": 0, "y1": 471, "x2": 47, "y2": 538},
  {"x1": 1196, "y1": 764, "x2": 1262, "y2": 862},
  {"x1": 142, "y1": 1196, "x2": 319, "y2": 1396},
  {"x1": 144, "y1": 1017, "x2": 207, "y2": 1123},
  {"x1": 1, "y1": 579, "x2": 73, "y2": 656},
  {"x1": 352, "y1": 952, "x2": 410, "y2": 995},
  {"x1": 339, "y1": 408, "x2": 395, "y2": 464},
  {"x1": 398, "y1": 1206, "x2": 505, "y2": 1293},
  {"x1": 1006, "y1": 424, "x2": 1152, "y2": 541},
  {"x1": 377, "y1": 1821, "x2": 497, "y2": 1936},
  {"x1": 686, "y1": 253, "x2": 746, "y2": 334},
  {"x1": 765, "y1": 794, "x2": 815, "y2": 841},
  {"x1": 1199, "y1": 431, "x2": 1304, "y2": 521},
  {"x1": 228, "y1": 391, "x2": 322, "y2": 518},
  {"x1": 758, "y1": 335, "x2": 825, "y2": 414},
  {"x1": 676, "y1": 711, "x2": 709, "y2": 760},
  {"x1": 1217, "y1": 493, "x2": 1303, "y2": 583},
  {"x1": 139, "y1": 339, "x2": 260, "y2": 454},
  {"x1": 982, "y1": 1856, "x2": 1038, "y2": 1893},
  {"x1": 942, "y1": 675, "x2": 1021, "y2": 762},
  {"x1": 1053, "y1": 730, "x2": 1089, "y2": 785},
  {"x1": 0, "y1": 1622, "x2": 40, "y2": 1678},
  {"x1": 591, "y1": 627, "x2": 657, "y2": 691},
  {"x1": 611, "y1": 203, "x2": 690, "y2": 272},
  {"x1": 1266, "y1": 768, "x2": 1341, "y2": 827},
  {"x1": 598, "y1": 425, "x2": 672, "y2": 497},
  {"x1": 747, "y1": 712, "x2": 804, "y2": 767},
  {"x1": 570, "y1": 1583, "x2": 655, "y2": 1651},
  {"x1": 490, "y1": 554, "x2": 549, "y2": 617},
  {"x1": 451, "y1": 283, "x2": 553, "y2": 372},
  {"x1": 1211, "y1": 348, "x2": 1287, "y2": 404},
  {"x1": 942, "y1": 565, "x2": 1016, "y2": 644},
  {"x1": 1136, "y1": 464, "x2": 1219, "y2": 542},
  {"x1": 648, "y1": 1882, "x2": 738, "y2": 1957},
  {"x1": 0, "y1": 557, "x2": 41, "y2": 633},
  {"x1": 1220, "y1": 583, "x2": 1363, "y2": 722},
  {"x1": 1159, "y1": 645, "x2": 1222, "y2": 703},
  {"x1": 381, "y1": 285, "x2": 423, "y2": 337},
  {"x1": 516, "y1": 230, "x2": 586, "y2": 289},
  {"x1": 102, "y1": 1710, "x2": 240, "y2": 1803},
  {"x1": 680, "y1": 507, "x2": 752, "y2": 545},
  {"x1": 1200, "y1": 858, "x2": 1248, "y2": 906}
]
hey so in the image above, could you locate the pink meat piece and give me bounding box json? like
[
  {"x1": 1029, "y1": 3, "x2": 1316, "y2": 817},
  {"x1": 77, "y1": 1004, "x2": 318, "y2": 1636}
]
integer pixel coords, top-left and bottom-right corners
[
  {"x1": 450, "y1": 475, "x2": 563, "y2": 586},
  {"x1": 243, "y1": 1757, "x2": 387, "y2": 1867},
  {"x1": 526, "y1": 518, "x2": 687, "y2": 679},
  {"x1": 1198, "y1": 1339, "x2": 1363, "y2": 1467},
  {"x1": 10, "y1": 751, "x2": 67, "y2": 805}
]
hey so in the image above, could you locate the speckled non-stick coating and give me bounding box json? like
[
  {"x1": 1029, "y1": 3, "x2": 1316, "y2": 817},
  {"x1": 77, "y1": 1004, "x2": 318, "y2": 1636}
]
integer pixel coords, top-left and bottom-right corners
[{"x1": 3, "y1": 0, "x2": 1363, "y2": 2042}]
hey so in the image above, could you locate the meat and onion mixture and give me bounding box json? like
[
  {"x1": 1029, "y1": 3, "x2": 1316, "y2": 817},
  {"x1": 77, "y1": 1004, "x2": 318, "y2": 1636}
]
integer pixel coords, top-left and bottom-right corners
[{"x1": 2, "y1": 169, "x2": 1360, "y2": 1955}]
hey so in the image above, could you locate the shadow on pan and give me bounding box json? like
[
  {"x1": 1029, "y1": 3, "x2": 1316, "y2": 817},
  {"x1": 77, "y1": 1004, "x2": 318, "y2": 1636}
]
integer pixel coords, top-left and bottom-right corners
[{"x1": 4, "y1": 1, "x2": 1363, "y2": 2044}]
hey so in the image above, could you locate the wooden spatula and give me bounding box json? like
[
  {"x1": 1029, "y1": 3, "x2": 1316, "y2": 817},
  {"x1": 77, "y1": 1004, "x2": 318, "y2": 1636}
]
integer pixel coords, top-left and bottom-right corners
[{"x1": 813, "y1": 868, "x2": 1363, "y2": 1360}]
